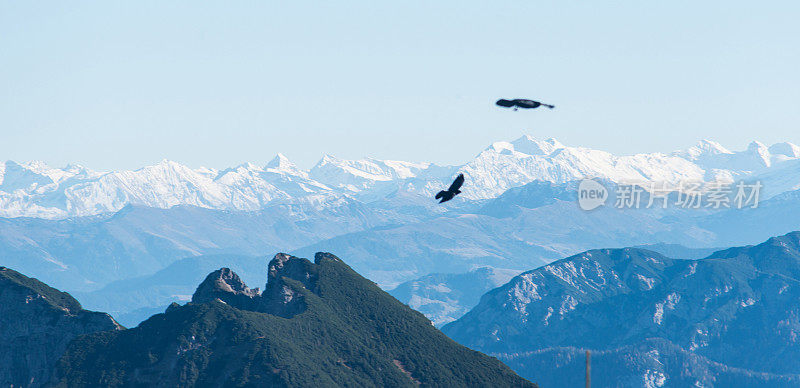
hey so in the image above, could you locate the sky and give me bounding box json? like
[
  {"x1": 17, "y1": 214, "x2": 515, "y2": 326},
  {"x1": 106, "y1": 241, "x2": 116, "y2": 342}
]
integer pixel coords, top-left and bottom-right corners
[{"x1": 1, "y1": 1, "x2": 799, "y2": 171}]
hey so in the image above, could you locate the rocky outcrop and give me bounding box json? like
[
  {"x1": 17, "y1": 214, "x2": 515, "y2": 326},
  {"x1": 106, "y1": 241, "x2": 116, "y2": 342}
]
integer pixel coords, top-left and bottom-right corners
[
  {"x1": 191, "y1": 267, "x2": 260, "y2": 310},
  {"x1": 0, "y1": 266, "x2": 121, "y2": 388},
  {"x1": 260, "y1": 252, "x2": 320, "y2": 317},
  {"x1": 188, "y1": 253, "x2": 322, "y2": 318}
]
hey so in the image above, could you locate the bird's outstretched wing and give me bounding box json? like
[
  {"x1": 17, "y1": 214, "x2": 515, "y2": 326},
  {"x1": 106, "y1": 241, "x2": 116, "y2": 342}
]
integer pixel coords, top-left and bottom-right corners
[
  {"x1": 448, "y1": 174, "x2": 465, "y2": 192},
  {"x1": 495, "y1": 99, "x2": 515, "y2": 107},
  {"x1": 435, "y1": 191, "x2": 446, "y2": 200}
]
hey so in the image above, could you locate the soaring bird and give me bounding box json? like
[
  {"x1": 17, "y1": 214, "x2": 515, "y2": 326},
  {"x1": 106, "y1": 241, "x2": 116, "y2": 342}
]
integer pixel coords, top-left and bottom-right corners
[
  {"x1": 496, "y1": 99, "x2": 555, "y2": 111},
  {"x1": 435, "y1": 173, "x2": 465, "y2": 204}
]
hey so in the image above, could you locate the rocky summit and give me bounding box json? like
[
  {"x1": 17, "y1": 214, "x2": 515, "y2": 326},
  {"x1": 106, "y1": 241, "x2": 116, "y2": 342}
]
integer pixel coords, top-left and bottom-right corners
[
  {"x1": 0, "y1": 267, "x2": 121, "y2": 388},
  {"x1": 50, "y1": 253, "x2": 535, "y2": 387}
]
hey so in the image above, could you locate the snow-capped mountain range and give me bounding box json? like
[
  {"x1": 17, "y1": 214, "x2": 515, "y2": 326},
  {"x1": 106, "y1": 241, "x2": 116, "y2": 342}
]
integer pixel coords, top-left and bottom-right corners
[{"x1": 2, "y1": 135, "x2": 800, "y2": 218}]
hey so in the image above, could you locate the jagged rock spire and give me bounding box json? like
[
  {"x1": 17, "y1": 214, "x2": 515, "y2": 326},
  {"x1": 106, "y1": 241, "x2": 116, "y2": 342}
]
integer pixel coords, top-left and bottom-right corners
[{"x1": 192, "y1": 267, "x2": 260, "y2": 309}]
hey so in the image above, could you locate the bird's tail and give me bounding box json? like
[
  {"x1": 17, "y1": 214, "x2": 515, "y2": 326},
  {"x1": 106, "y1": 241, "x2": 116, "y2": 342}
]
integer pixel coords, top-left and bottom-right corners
[{"x1": 435, "y1": 191, "x2": 446, "y2": 200}]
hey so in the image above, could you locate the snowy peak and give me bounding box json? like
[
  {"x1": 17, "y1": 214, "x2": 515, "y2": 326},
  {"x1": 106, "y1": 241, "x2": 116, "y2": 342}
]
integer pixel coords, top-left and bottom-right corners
[
  {"x1": 0, "y1": 160, "x2": 101, "y2": 191},
  {"x1": 314, "y1": 154, "x2": 337, "y2": 167},
  {"x1": 769, "y1": 142, "x2": 800, "y2": 158},
  {"x1": 373, "y1": 158, "x2": 431, "y2": 179},
  {"x1": 745, "y1": 140, "x2": 772, "y2": 167},
  {"x1": 469, "y1": 135, "x2": 800, "y2": 200},
  {"x1": 309, "y1": 154, "x2": 432, "y2": 192},
  {"x1": 266, "y1": 153, "x2": 291, "y2": 168},
  {"x1": 486, "y1": 136, "x2": 564, "y2": 156},
  {"x1": 0, "y1": 161, "x2": 54, "y2": 191},
  {"x1": 266, "y1": 153, "x2": 301, "y2": 174},
  {"x1": 747, "y1": 140, "x2": 768, "y2": 151},
  {"x1": 486, "y1": 141, "x2": 514, "y2": 154},
  {"x1": 511, "y1": 135, "x2": 564, "y2": 156},
  {"x1": 468, "y1": 135, "x2": 704, "y2": 199},
  {"x1": 679, "y1": 139, "x2": 733, "y2": 160},
  {"x1": 675, "y1": 139, "x2": 800, "y2": 173}
]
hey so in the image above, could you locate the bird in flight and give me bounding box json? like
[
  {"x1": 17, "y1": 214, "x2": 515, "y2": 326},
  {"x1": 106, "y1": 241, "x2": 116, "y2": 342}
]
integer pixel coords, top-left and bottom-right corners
[
  {"x1": 435, "y1": 173, "x2": 465, "y2": 204},
  {"x1": 496, "y1": 99, "x2": 555, "y2": 111}
]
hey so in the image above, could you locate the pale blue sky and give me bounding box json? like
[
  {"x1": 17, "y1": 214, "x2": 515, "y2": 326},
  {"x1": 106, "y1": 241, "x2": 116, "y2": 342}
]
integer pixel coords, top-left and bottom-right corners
[{"x1": 1, "y1": 1, "x2": 798, "y2": 170}]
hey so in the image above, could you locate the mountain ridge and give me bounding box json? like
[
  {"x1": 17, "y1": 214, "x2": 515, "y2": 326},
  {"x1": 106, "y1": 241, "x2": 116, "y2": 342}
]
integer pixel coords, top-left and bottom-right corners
[
  {"x1": 0, "y1": 266, "x2": 121, "y2": 388},
  {"x1": 3, "y1": 135, "x2": 800, "y2": 218},
  {"x1": 49, "y1": 252, "x2": 536, "y2": 387},
  {"x1": 442, "y1": 232, "x2": 800, "y2": 386}
]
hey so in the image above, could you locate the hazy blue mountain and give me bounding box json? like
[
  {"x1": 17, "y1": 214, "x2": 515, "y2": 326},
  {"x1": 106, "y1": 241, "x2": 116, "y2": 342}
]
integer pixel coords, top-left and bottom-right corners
[
  {"x1": 389, "y1": 267, "x2": 521, "y2": 327},
  {"x1": 0, "y1": 201, "x2": 427, "y2": 292},
  {"x1": 477, "y1": 180, "x2": 577, "y2": 218},
  {"x1": 696, "y1": 187, "x2": 800, "y2": 246},
  {"x1": 291, "y1": 213, "x2": 561, "y2": 288},
  {"x1": 74, "y1": 254, "x2": 269, "y2": 327},
  {"x1": 442, "y1": 232, "x2": 800, "y2": 386}
]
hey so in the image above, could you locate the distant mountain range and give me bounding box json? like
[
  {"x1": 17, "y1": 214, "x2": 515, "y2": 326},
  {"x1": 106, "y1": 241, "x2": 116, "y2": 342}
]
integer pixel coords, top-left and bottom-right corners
[
  {"x1": 3, "y1": 135, "x2": 800, "y2": 330},
  {"x1": 4, "y1": 171, "x2": 800, "y2": 328},
  {"x1": 442, "y1": 232, "x2": 800, "y2": 387},
  {"x1": 0, "y1": 203, "x2": 421, "y2": 293},
  {"x1": 5, "y1": 135, "x2": 800, "y2": 386},
  {"x1": 3, "y1": 136, "x2": 800, "y2": 218}
]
